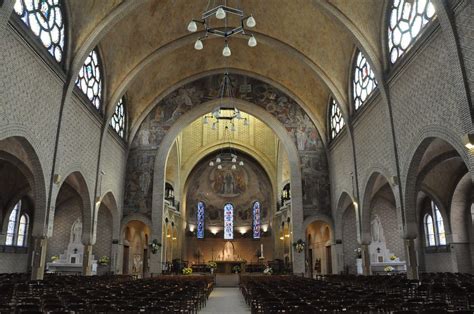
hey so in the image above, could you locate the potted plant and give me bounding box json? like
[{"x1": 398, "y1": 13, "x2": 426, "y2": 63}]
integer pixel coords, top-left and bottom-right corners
[
  {"x1": 232, "y1": 265, "x2": 241, "y2": 274},
  {"x1": 263, "y1": 265, "x2": 273, "y2": 275},
  {"x1": 207, "y1": 261, "x2": 217, "y2": 274},
  {"x1": 354, "y1": 248, "x2": 362, "y2": 259},
  {"x1": 182, "y1": 267, "x2": 193, "y2": 275},
  {"x1": 51, "y1": 255, "x2": 59, "y2": 263},
  {"x1": 98, "y1": 256, "x2": 110, "y2": 266},
  {"x1": 292, "y1": 239, "x2": 306, "y2": 253},
  {"x1": 384, "y1": 265, "x2": 394, "y2": 274},
  {"x1": 390, "y1": 255, "x2": 398, "y2": 261},
  {"x1": 150, "y1": 239, "x2": 162, "y2": 254}
]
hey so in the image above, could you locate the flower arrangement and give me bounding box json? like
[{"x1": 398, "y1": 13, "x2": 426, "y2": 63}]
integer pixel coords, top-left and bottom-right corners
[
  {"x1": 354, "y1": 248, "x2": 362, "y2": 259},
  {"x1": 182, "y1": 267, "x2": 193, "y2": 275},
  {"x1": 207, "y1": 261, "x2": 217, "y2": 269},
  {"x1": 232, "y1": 265, "x2": 241, "y2": 273},
  {"x1": 292, "y1": 239, "x2": 306, "y2": 253},
  {"x1": 384, "y1": 266, "x2": 394, "y2": 273},
  {"x1": 51, "y1": 255, "x2": 59, "y2": 262},
  {"x1": 263, "y1": 266, "x2": 273, "y2": 275},
  {"x1": 150, "y1": 239, "x2": 162, "y2": 254},
  {"x1": 390, "y1": 255, "x2": 397, "y2": 261},
  {"x1": 98, "y1": 256, "x2": 110, "y2": 266}
]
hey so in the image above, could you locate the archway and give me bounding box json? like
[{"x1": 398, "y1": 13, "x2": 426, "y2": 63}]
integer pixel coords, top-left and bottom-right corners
[
  {"x1": 405, "y1": 137, "x2": 471, "y2": 274},
  {"x1": 122, "y1": 220, "x2": 151, "y2": 278},
  {"x1": 305, "y1": 220, "x2": 333, "y2": 276},
  {"x1": 0, "y1": 136, "x2": 46, "y2": 277}
]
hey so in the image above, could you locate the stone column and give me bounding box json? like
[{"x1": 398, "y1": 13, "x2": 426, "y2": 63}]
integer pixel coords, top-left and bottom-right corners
[
  {"x1": 148, "y1": 233, "x2": 162, "y2": 276},
  {"x1": 332, "y1": 242, "x2": 344, "y2": 274},
  {"x1": 110, "y1": 240, "x2": 122, "y2": 274},
  {"x1": 404, "y1": 238, "x2": 419, "y2": 279},
  {"x1": 361, "y1": 243, "x2": 371, "y2": 275},
  {"x1": 31, "y1": 236, "x2": 48, "y2": 280},
  {"x1": 82, "y1": 244, "x2": 93, "y2": 276}
]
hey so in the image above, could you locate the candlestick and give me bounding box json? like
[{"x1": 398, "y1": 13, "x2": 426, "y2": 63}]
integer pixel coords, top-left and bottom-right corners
[{"x1": 260, "y1": 244, "x2": 264, "y2": 258}]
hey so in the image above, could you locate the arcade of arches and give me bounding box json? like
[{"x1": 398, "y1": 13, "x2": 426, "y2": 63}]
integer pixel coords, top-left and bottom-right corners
[{"x1": 0, "y1": 0, "x2": 473, "y2": 286}]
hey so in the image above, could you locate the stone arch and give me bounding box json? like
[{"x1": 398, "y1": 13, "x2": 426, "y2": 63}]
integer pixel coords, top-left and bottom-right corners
[
  {"x1": 120, "y1": 213, "x2": 152, "y2": 238},
  {"x1": 361, "y1": 170, "x2": 401, "y2": 244},
  {"x1": 334, "y1": 191, "x2": 356, "y2": 241},
  {"x1": 0, "y1": 136, "x2": 47, "y2": 238},
  {"x1": 402, "y1": 128, "x2": 471, "y2": 237},
  {"x1": 151, "y1": 97, "x2": 305, "y2": 273},
  {"x1": 54, "y1": 171, "x2": 93, "y2": 244},
  {"x1": 303, "y1": 214, "x2": 335, "y2": 243},
  {"x1": 97, "y1": 191, "x2": 120, "y2": 240}
]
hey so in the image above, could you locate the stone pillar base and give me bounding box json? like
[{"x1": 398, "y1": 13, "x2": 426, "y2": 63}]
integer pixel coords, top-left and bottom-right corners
[
  {"x1": 31, "y1": 237, "x2": 48, "y2": 280},
  {"x1": 404, "y1": 238, "x2": 418, "y2": 279},
  {"x1": 82, "y1": 245, "x2": 93, "y2": 276}
]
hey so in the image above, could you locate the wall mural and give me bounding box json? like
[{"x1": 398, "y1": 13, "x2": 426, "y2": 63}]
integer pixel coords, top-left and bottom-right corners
[
  {"x1": 124, "y1": 74, "x2": 330, "y2": 216},
  {"x1": 186, "y1": 153, "x2": 271, "y2": 230}
]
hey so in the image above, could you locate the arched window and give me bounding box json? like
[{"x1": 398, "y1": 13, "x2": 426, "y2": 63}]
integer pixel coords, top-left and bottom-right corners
[
  {"x1": 14, "y1": 0, "x2": 66, "y2": 63},
  {"x1": 224, "y1": 203, "x2": 234, "y2": 240},
  {"x1": 388, "y1": 0, "x2": 436, "y2": 64},
  {"x1": 424, "y1": 200, "x2": 446, "y2": 247},
  {"x1": 16, "y1": 214, "x2": 29, "y2": 247},
  {"x1": 110, "y1": 97, "x2": 126, "y2": 138},
  {"x1": 75, "y1": 49, "x2": 102, "y2": 110},
  {"x1": 197, "y1": 201, "x2": 205, "y2": 239},
  {"x1": 6, "y1": 202, "x2": 20, "y2": 246},
  {"x1": 424, "y1": 214, "x2": 435, "y2": 246},
  {"x1": 252, "y1": 201, "x2": 261, "y2": 239},
  {"x1": 329, "y1": 98, "x2": 345, "y2": 139},
  {"x1": 353, "y1": 51, "x2": 378, "y2": 110}
]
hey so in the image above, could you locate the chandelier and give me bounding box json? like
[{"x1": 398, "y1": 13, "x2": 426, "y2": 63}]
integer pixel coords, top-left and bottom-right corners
[
  {"x1": 203, "y1": 72, "x2": 249, "y2": 130},
  {"x1": 208, "y1": 124, "x2": 244, "y2": 170},
  {"x1": 187, "y1": 0, "x2": 257, "y2": 57}
]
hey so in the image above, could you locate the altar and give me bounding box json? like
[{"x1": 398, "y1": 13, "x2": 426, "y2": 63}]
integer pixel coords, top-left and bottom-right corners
[{"x1": 215, "y1": 260, "x2": 245, "y2": 274}]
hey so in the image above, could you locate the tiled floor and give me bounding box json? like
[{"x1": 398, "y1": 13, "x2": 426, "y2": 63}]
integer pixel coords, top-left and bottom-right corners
[{"x1": 200, "y1": 288, "x2": 250, "y2": 314}]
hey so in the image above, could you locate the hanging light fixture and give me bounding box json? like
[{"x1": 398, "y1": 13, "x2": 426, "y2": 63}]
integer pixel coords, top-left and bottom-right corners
[
  {"x1": 187, "y1": 0, "x2": 257, "y2": 57},
  {"x1": 202, "y1": 72, "x2": 249, "y2": 131},
  {"x1": 208, "y1": 124, "x2": 245, "y2": 170}
]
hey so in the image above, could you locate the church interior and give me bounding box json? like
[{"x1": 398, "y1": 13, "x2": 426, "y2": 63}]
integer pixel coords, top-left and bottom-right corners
[{"x1": 0, "y1": 0, "x2": 473, "y2": 312}]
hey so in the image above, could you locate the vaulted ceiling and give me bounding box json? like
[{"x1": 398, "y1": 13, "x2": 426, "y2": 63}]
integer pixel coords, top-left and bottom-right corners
[{"x1": 66, "y1": 0, "x2": 388, "y2": 142}]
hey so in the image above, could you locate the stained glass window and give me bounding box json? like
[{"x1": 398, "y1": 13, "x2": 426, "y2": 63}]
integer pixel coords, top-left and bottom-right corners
[
  {"x1": 6, "y1": 202, "x2": 20, "y2": 246},
  {"x1": 110, "y1": 97, "x2": 126, "y2": 138},
  {"x1": 353, "y1": 51, "x2": 378, "y2": 110},
  {"x1": 197, "y1": 201, "x2": 205, "y2": 239},
  {"x1": 16, "y1": 214, "x2": 29, "y2": 247},
  {"x1": 224, "y1": 203, "x2": 234, "y2": 240},
  {"x1": 329, "y1": 98, "x2": 345, "y2": 139},
  {"x1": 388, "y1": 0, "x2": 436, "y2": 64},
  {"x1": 14, "y1": 0, "x2": 65, "y2": 63},
  {"x1": 75, "y1": 49, "x2": 102, "y2": 110},
  {"x1": 252, "y1": 201, "x2": 261, "y2": 239}
]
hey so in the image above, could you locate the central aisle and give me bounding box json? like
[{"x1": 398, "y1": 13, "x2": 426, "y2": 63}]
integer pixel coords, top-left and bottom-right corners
[{"x1": 200, "y1": 288, "x2": 250, "y2": 314}]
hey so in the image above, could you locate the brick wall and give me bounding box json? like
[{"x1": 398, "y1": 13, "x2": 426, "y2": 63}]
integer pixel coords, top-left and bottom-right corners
[
  {"x1": 342, "y1": 207, "x2": 358, "y2": 274},
  {"x1": 93, "y1": 205, "x2": 113, "y2": 261}
]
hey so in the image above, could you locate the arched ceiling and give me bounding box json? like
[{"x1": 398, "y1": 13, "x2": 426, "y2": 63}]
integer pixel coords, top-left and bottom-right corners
[{"x1": 65, "y1": 0, "x2": 389, "y2": 141}]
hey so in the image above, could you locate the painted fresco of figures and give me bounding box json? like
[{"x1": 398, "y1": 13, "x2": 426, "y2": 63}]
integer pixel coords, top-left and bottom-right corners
[{"x1": 124, "y1": 74, "x2": 329, "y2": 215}]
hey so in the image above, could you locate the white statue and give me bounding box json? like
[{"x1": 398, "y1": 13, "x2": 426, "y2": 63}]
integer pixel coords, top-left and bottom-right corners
[
  {"x1": 223, "y1": 241, "x2": 235, "y2": 261},
  {"x1": 371, "y1": 215, "x2": 385, "y2": 243}
]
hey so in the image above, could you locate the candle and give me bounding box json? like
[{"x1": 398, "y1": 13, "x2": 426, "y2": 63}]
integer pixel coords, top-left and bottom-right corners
[{"x1": 260, "y1": 244, "x2": 264, "y2": 258}]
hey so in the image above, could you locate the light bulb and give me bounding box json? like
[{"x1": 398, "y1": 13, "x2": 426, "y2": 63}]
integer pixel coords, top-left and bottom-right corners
[
  {"x1": 209, "y1": 161, "x2": 214, "y2": 166},
  {"x1": 217, "y1": 164, "x2": 223, "y2": 170},
  {"x1": 194, "y1": 39, "x2": 203, "y2": 50},
  {"x1": 187, "y1": 20, "x2": 197, "y2": 32},
  {"x1": 246, "y1": 15, "x2": 256, "y2": 28},
  {"x1": 231, "y1": 165, "x2": 237, "y2": 170},
  {"x1": 239, "y1": 161, "x2": 244, "y2": 166},
  {"x1": 203, "y1": 116, "x2": 208, "y2": 124},
  {"x1": 222, "y1": 44, "x2": 231, "y2": 57},
  {"x1": 216, "y1": 7, "x2": 226, "y2": 19},
  {"x1": 232, "y1": 157, "x2": 237, "y2": 163},
  {"x1": 248, "y1": 35, "x2": 257, "y2": 47},
  {"x1": 216, "y1": 157, "x2": 221, "y2": 163},
  {"x1": 211, "y1": 123, "x2": 216, "y2": 130},
  {"x1": 244, "y1": 119, "x2": 249, "y2": 126}
]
